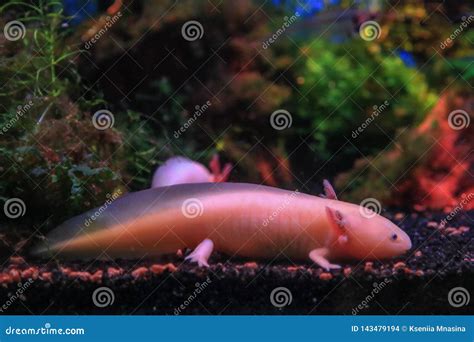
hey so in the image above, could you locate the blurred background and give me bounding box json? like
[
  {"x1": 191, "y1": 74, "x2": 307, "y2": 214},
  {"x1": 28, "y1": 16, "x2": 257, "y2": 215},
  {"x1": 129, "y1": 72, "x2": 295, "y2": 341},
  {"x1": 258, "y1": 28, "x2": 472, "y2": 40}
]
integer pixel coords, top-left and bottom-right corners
[{"x1": 0, "y1": 0, "x2": 473, "y2": 235}]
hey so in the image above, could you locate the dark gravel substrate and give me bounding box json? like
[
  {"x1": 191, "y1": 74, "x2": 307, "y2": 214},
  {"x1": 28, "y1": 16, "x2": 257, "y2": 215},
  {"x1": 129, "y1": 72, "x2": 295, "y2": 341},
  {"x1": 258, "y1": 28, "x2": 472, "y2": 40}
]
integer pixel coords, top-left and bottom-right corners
[{"x1": 0, "y1": 209, "x2": 472, "y2": 315}]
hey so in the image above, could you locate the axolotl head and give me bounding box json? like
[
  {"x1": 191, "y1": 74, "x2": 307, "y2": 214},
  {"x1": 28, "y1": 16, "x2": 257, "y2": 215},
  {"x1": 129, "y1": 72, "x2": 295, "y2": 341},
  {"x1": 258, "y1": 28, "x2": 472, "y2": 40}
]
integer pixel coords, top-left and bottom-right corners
[{"x1": 325, "y1": 205, "x2": 412, "y2": 260}]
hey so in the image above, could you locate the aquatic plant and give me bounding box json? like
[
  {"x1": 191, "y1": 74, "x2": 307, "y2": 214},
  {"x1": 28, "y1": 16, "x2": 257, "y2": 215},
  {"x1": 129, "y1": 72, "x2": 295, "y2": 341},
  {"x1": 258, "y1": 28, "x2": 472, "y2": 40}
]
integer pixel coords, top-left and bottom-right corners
[
  {"x1": 1, "y1": 0, "x2": 225, "y2": 227},
  {"x1": 291, "y1": 39, "x2": 437, "y2": 167},
  {"x1": 0, "y1": 1, "x2": 123, "y2": 223}
]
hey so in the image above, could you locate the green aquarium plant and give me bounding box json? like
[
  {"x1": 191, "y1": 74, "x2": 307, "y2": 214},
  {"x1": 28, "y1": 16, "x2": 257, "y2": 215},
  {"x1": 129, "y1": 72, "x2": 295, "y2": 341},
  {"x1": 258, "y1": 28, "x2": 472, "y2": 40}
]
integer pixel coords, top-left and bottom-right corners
[
  {"x1": 292, "y1": 40, "x2": 437, "y2": 166},
  {"x1": 0, "y1": 1, "x2": 124, "y2": 224},
  {"x1": 0, "y1": 1, "x2": 216, "y2": 226}
]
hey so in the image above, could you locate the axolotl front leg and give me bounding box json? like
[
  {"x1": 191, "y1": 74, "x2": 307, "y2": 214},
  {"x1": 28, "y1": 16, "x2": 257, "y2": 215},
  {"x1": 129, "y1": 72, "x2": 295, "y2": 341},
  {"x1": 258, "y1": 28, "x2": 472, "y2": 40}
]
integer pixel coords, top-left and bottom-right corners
[
  {"x1": 309, "y1": 248, "x2": 341, "y2": 271},
  {"x1": 309, "y1": 181, "x2": 347, "y2": 271}
]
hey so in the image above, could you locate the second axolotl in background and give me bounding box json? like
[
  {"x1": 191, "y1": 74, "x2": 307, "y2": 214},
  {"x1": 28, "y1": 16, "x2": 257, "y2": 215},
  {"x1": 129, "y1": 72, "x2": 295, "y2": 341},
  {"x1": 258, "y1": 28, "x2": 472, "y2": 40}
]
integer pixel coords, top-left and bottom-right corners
[
  {"x1": 33, "y1": 179, "x2": 412, "y2": 270},
  {"x1": 151, "y1": 155, "x2": 232, "y2": 188}
]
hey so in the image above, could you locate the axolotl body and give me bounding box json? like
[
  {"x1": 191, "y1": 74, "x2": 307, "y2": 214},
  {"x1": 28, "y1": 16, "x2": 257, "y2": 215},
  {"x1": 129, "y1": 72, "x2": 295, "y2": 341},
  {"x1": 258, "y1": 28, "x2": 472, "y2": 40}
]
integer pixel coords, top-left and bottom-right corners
[{"x1": 33, "y1": 182, "x2": 412, "y2": 270}]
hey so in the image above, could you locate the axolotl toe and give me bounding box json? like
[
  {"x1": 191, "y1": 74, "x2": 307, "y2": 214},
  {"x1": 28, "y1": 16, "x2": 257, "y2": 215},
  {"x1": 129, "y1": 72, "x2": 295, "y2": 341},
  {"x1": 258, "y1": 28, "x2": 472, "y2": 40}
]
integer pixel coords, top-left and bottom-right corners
[{"x1": 32, "y1": 182, "x2": 412, "y2": 270}]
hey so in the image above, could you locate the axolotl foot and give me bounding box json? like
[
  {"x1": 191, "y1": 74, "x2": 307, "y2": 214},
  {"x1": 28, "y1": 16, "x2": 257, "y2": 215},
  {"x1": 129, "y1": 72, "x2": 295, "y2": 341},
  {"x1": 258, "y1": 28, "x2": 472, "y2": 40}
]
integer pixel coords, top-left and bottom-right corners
[
  {"x1": 309, "y1": 247, "x2": 342, "y2": 271},
  {"x1": 184, "y1": 239, "x2": 214, "y2": 267}
]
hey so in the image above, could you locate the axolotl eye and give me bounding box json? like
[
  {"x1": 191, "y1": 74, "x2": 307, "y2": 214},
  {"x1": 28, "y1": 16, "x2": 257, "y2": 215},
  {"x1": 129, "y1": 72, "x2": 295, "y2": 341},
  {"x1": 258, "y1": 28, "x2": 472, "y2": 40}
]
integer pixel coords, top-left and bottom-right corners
[{"x1": 390, "y1": 233, "x2": 398, "y2": 241}]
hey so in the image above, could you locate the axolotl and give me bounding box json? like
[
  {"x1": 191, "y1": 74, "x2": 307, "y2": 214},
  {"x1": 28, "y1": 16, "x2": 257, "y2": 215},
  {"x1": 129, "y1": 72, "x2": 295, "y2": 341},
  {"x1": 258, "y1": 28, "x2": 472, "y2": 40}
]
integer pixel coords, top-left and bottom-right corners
[{"x1": 33, "y1": 181, "x2": 412, "y2": 270}]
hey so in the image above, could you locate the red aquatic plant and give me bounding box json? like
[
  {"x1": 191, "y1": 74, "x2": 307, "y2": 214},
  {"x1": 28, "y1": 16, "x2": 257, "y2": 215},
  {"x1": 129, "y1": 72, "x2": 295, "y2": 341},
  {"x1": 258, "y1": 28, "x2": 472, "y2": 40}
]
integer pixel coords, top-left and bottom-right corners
[{"x1": 397, "y1": 91, "x2": 474, "y2": 210}]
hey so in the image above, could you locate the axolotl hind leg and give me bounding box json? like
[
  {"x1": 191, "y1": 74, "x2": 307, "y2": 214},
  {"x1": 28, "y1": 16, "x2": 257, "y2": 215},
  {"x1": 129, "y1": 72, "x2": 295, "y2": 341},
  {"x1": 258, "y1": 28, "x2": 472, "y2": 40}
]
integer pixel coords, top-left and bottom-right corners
[{"x1": 185, "y1": 239, "x2": 214, "y2": 267}]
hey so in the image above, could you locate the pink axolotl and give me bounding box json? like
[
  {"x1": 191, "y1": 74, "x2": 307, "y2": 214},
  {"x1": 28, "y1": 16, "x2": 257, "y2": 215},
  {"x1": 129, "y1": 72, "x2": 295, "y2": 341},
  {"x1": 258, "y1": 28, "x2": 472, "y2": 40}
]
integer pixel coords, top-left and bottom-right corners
[
  {"x1": 33, "y1": 181, "x2": 411, "y2": 270},
  {"x1": 151, "y1": 155, "x2": 232, "y2": 188}
]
